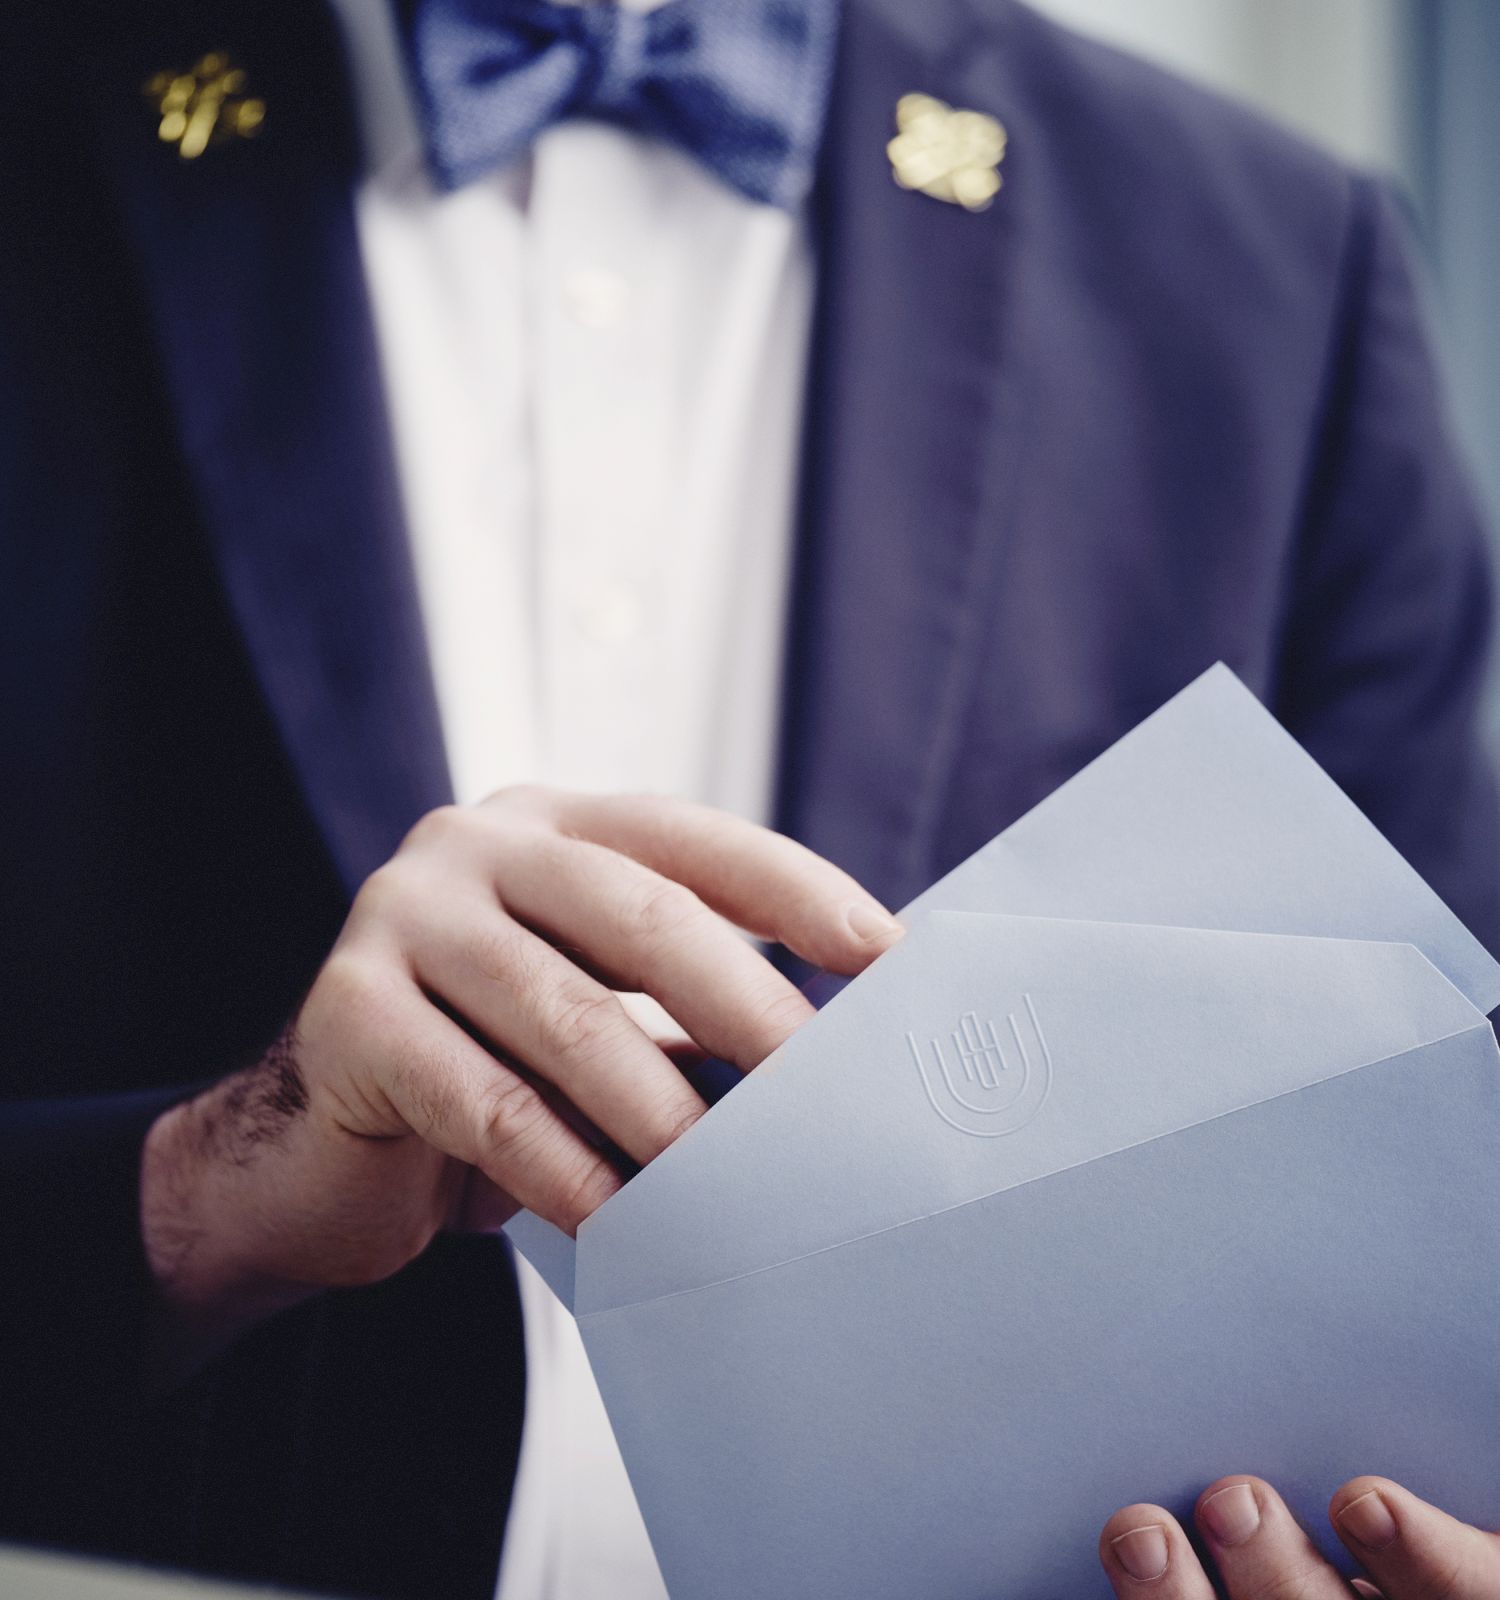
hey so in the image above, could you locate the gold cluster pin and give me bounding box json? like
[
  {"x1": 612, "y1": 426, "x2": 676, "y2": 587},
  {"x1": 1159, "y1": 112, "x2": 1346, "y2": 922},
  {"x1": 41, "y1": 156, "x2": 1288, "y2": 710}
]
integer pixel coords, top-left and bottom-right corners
[
  {"x1": 144, "y1": 52, "x2": 265, "y2": 160},
  {"x1": 887, "y1": 93, "x2": 1006, "y2": 211}
]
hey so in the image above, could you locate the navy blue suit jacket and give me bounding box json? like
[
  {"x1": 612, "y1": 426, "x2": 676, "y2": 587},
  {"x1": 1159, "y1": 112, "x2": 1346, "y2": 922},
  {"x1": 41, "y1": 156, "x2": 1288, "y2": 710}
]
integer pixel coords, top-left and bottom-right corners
[{"x1": 3, "y1": 1, "x2": 1497, "y2": 1596}]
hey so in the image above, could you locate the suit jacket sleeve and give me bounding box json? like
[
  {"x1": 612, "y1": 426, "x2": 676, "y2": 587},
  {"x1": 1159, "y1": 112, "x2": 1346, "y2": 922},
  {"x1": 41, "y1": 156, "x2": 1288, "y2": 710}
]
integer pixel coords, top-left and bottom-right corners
[
  {"x1": 1274, "y1": 174, "x2": 1500, "y2": 961},
  {"x1": 0, "y1": 1085, "x2": 186, "y2": 1549}
]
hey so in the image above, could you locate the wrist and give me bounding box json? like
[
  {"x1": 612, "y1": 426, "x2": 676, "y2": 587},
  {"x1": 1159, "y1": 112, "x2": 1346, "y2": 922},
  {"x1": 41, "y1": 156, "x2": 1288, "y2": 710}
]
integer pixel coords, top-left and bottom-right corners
[{"x1": 140, "y1": 1073, "x2": 321, "y2": 1374}]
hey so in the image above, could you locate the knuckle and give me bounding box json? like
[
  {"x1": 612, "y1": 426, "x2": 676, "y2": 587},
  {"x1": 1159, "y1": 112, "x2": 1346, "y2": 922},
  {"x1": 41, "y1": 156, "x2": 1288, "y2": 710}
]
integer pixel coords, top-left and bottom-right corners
[
  {"x1": 745, "y1": 986, "x2": 815, "y2": 1053},
  {"x1": 651, "y1": 1093, "x2": 705, "y2": 1149},
  {"x1": 465, "y1": 920, "x2": 530, "y2": 989},
  {"x1": 476, "y1": 1074, "x2": 550, "y2": 1162},
  {"x1": 482, "y1": 783, "x2": 558, "y2": 821},
  {"x1": 386, "y1": 1044, "x2": 462, "y2": 1137},
  {"x1": 595, "y1": 791, "x2": 684, "y2": 846},
  {"x1": 631, "y1": 878, "x2": 705, "y2": 949},
  {"x1": 1245, "y1": 1568, "x2": 1332, "y2": 1600},
  {"x1": 316, "y1": 950, "x2": 394, "y2": 1019},
  {"x1": 549, "y1": 1158, "x2": 621, "y2": 1234},
  {"x1": 545, "y1": 985, "x2": 628, "y2": 1061},
  {"x1": 351, "y1": 862, "x2": 417, "y2": 926},
  {"x1": 403, "y1": 802, "x2": 472, "y2": 853}
]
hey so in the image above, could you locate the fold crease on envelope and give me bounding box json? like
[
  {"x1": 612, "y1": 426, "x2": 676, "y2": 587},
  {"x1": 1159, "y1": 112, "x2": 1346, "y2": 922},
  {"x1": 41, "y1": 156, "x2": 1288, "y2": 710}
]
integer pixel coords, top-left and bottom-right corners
[{"x1": 503, "y1": 663, "x2": 1500, "y2": 1600}]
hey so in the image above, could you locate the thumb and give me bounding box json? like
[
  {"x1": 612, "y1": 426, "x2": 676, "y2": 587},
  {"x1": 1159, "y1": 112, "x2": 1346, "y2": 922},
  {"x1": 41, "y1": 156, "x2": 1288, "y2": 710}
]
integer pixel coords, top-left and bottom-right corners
[{"x1": 1330, "y1": 1477, "x2": 1500, "y2": 1600}]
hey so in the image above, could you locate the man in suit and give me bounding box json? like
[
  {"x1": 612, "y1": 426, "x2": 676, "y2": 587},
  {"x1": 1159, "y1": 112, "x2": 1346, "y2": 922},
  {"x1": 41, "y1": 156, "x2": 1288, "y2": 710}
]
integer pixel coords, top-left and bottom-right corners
[{"x1": 3, "y1": 0, "x2": 1498, "y2": 1596}]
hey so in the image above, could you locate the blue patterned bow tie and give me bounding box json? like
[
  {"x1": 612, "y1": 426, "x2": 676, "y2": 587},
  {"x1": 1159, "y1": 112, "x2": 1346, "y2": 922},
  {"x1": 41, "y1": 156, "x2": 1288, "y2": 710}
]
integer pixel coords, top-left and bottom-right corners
[{"x1": 396, "y1": 0, "x2": 841, "y2": 209}]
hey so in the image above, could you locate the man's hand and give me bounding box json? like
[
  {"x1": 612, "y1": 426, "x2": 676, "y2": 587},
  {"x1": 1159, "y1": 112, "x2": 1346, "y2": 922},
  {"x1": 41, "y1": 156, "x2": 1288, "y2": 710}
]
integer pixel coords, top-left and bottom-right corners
[
  {"x1": 1101, "y1": 1473, "x2": 1500, "y2": 1599},
  {"x1": 141, "y1": 788, "x2": 901, "y2": 1356}
]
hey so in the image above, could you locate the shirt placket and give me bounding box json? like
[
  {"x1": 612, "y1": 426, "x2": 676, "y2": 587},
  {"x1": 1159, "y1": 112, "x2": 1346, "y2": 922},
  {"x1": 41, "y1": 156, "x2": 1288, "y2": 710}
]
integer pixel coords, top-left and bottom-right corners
[{"x1": 530, "y1": 124, "x2": 672, "y2": 796}]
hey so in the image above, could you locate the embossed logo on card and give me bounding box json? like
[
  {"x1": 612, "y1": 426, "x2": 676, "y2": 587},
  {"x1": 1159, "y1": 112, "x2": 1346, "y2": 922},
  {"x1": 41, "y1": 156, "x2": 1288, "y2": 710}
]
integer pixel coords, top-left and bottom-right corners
[{"x1": 907, "y1": 997, "x2": 1052, "y2": 1136}]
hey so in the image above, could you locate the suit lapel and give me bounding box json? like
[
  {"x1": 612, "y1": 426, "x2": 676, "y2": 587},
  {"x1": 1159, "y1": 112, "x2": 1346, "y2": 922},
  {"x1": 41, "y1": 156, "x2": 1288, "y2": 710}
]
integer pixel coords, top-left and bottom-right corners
[
  {"x1": 95, "y1": 0, "x2": 449, "y2": 894},
  {"x1": 93, "y1": 0, "x2": 1030, "y2": 907},
  {"x1": 778, "y1": 0, "x2": 1035, "y2": 910}
]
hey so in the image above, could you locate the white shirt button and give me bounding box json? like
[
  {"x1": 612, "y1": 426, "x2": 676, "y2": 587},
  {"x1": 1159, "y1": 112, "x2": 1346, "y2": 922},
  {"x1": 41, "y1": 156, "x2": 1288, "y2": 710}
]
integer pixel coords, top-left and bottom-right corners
[
  {"x1": 574, "y1": 581, "x2": 645, "y2": 644},
  {"x1": 561, "y1": 267, "x2": 631, "y2": 329}
]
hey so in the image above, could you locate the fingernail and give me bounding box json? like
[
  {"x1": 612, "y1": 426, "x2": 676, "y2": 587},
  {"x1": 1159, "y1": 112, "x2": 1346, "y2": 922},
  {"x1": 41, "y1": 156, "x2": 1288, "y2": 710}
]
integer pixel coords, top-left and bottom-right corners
[
  {"x1": 1338, "y1": 1490, "x2": 1398, "y2": 1551},
  {"x1": 1350, "y1": 1580, "x2": 1385, "y2": 1598},
  {"x1": 1201, "y1": 1482, "x2": 1262, "y2": 1547},
  {"x1": 845, "y1": 903, "x2": 900, "y2": 944},
  {"x1": 1111, "y1": 1525, "x2": 1170, "y2": 1582}
]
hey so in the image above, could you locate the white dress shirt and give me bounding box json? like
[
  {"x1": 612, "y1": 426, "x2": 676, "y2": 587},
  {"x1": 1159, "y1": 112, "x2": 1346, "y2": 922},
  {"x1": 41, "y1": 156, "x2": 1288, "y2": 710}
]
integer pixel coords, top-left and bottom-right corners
[{"x1": 325, "y1": 4, "x2": 815, "y2": 1596}]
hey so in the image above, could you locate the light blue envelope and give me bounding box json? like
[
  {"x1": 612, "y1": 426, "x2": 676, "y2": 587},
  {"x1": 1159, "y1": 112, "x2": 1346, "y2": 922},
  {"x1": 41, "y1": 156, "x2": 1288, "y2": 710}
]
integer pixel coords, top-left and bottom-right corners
[{"x1": 508, "y1": 665, "x2": 1500, "y2": 1598}]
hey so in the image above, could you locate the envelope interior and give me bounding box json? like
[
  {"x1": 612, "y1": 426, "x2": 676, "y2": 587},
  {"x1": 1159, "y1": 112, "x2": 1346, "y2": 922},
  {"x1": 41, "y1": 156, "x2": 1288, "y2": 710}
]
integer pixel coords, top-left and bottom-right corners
[{"x1": 906, "y1": 665, "x2": 1500, "y2": 1014}]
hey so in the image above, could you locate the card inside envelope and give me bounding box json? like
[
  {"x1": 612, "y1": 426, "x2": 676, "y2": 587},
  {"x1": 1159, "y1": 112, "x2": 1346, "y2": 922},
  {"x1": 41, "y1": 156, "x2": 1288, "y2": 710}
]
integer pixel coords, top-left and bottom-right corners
[{"x1": 507, "y1": 664, "x2": 1500, "y2": 1598}]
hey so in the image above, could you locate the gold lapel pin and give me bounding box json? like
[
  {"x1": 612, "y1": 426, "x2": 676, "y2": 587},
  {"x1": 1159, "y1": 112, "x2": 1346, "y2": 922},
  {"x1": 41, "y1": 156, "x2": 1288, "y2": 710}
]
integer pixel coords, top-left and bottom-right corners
[
  {"x1": 144, "y1": 52, "x2": 265, "y2": 160},
  {"x1": 887, "y1": 92, "x2": 1006, "y2": 211}
]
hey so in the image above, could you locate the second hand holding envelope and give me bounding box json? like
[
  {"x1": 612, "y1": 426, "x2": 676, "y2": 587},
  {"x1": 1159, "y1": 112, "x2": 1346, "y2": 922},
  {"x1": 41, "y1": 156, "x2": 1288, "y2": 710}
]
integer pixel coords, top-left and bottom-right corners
[{"x1": 508, "y1": 665, "x2": 1500, "y2": 1599}]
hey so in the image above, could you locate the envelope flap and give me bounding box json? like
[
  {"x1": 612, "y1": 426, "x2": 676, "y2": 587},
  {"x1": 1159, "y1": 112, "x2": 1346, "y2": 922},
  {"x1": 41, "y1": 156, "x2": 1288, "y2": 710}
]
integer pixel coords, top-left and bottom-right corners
[
  {"x1": 910, "y1": 665, "x2": 1500, "y2": 1012},
  {"x1": 571, "y1": 916, "x2": 1480, "y2": 1314}
]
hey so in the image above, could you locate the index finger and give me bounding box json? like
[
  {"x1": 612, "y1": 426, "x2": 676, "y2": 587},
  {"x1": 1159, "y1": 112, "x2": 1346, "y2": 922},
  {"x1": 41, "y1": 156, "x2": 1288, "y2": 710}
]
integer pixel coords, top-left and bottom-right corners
[{"x1": 550, "y1": 793, "x2": 903, "y2": 974}]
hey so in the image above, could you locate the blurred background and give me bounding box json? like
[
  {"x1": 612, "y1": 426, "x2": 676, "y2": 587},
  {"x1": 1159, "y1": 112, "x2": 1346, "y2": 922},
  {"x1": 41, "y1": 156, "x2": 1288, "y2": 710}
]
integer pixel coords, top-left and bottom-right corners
[{"x1": 1033, "y1": 0, "x2": 1500, "y2": 740}]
